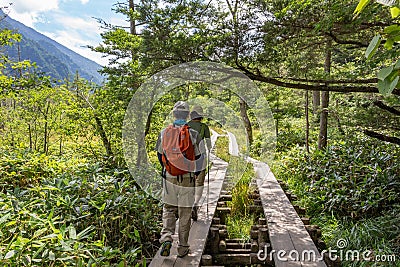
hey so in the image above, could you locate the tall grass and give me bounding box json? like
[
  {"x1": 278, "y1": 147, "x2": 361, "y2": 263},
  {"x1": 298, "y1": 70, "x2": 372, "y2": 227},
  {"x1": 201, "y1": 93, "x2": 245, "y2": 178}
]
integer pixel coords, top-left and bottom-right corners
[
  {"x1": 226, "y1": 161, "x2": 256, "y2": 241},
  {"x1": 214, "y1": 135, "x2": 230, "y2": 162},
  {"x1": 328, "y1": 207, "x2": 400, "y2": 267}
]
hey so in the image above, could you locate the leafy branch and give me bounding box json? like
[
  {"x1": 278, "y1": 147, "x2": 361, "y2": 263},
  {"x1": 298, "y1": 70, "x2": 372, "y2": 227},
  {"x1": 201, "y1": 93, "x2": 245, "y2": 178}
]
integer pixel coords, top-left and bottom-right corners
[{"x1": 355, "y1": 0, "x2": 400, "y2": 95}]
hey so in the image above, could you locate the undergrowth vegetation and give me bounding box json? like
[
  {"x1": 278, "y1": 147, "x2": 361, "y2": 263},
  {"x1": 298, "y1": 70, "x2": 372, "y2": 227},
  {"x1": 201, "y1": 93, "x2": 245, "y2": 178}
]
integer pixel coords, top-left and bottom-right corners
[
  {"x1": 274, "y1": 137, "x2": 400, "y2": 219},
  {"x1": 225, "y1": 161, "x2": 256, "y2": 241},
  {"x1": 214, "y1": 135, "x2": 257, "y2": 241},
  {"x1": 272, "y1": 118, "x2": 400, "y2": 266},
  {"x1": 0, "y1": 149, "x2": 161, "y2": 266}
]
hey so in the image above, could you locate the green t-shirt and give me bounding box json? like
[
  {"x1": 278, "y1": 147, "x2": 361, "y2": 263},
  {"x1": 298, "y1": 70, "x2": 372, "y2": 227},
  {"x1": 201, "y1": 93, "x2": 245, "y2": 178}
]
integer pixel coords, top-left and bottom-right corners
[{"x1": 188, "y1": 120, "x2": 211, "y2": 152}]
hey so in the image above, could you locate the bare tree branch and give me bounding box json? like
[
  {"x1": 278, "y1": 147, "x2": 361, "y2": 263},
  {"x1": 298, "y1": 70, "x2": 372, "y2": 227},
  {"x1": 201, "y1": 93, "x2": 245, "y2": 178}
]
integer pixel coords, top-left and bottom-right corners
[
  {"x1": 364, "y1": 130, "x2": 400, "y2": 145},
  {"x1": 278, "y1": 77, "x2": 378, "y2": 84},
  {"x1": 373, "y1": 100, "x2": 400, "y2": 116},
  {"x1": 326, "y1": 32, "x2": 368, "y2": 47},
  {"x1": 236, "y1": 65, "x2": 400, "y2": 96}
]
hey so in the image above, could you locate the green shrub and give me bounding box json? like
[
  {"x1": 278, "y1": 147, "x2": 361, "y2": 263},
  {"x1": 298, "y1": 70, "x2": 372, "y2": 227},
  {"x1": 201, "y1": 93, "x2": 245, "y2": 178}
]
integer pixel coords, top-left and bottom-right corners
[
  {"x1": 328, "y1": 207, "x2": 400, "y2": 267},
  {"x1": 0, "y1": 150, "x2": 161, "y2": 266},
  {"x1": 273, "y1": 137, "x2": 400, "y2": 219},
  {"x1": 272, "y1": 136, "x2": 400, "y2": 266}
]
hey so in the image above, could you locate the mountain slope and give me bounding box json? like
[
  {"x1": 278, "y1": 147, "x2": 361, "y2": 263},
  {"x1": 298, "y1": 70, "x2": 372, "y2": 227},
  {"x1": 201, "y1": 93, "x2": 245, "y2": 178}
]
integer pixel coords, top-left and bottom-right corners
[{"x1": 0, "y1": 11, "x2": 104, "y2": 84}]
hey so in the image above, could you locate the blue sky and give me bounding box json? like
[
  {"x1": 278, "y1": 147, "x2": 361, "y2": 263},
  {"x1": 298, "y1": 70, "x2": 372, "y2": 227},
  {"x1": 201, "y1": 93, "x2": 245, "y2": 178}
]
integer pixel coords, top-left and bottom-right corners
[{"x1": 0, "y1": 0, "x2": 128, "y2": 65}]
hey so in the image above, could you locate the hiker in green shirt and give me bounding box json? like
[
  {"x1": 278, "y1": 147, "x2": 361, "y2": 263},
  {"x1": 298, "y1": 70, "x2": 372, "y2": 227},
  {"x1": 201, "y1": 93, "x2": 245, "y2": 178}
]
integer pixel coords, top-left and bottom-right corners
[{"x1": 188, "y1": 106, "x2": 211, "y2": 221}]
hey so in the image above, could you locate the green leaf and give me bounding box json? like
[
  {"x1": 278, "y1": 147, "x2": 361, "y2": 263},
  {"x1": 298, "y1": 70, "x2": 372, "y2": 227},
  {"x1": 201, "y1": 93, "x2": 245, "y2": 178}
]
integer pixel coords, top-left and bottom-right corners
[
  {"x1": 365, "y1": 35, "x2": 381, "y2": 59},
  {"x1": 390, "y1": 6, "x2": 400, "y2": 18},
  {"x1": 377, "y1": 0, "x2": 397, "y2": 6},
  {"x1": 134, "y1": 229, "x2": 141, "y2": 241},
  {"x1": 377, "y1": 76, "x2": 398, "y2": 96},
  {"x1": 6, "y1": 220, "x2": 17, "y2": 227},
  {"x1": 377, "y1": 66, "x2": 394, "y2": 80},
  {"x1": 49, "y1": 250, "x2": 55, "y2": 261},
  {"x1": 48, "y1": 220, "x2": 60, "y2": 234},
  {"x1": 389, "y1": 75, "x2": 399, "y2": 94},
  {"x1": 383, "y1": 24, "x2": 400, "y2": 34},
  {"x1": 0, "y1": 213, "x2": 11, "y2": 225},
  {"x1": 378, "y1": 79, "x2": 390, "y2": 95},
  {"x1": 394, "y1": 59, "x2": 400, "y2": 69},
  {"x1": 69, "y1": 225, "x2": 77, "y2": 239},
  {"x1": 384, "y1": 38, "x2": 394, "y2": 50},
  {"x1": 4, "y1": 250, "x2": 16, "y2": 259},
  {"x1": 47, "y1": 208, "x2": 54, "y2": 220},
  {"x1": 60, "y1": 240, "x2": 74, "y2": 251},
  {"x1": 76, "y1": 225, "x2": 95, "y2": 240},
  {"x1": 354, "y1": 0, "x2": 371, "y2": 15}
]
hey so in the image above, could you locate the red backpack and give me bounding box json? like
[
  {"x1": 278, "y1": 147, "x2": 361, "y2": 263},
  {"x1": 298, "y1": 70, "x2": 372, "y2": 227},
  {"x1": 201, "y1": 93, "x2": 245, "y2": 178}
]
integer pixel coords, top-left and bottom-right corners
[{"x1": 161, "y1": 124, "x2": 196, "y2": 176}]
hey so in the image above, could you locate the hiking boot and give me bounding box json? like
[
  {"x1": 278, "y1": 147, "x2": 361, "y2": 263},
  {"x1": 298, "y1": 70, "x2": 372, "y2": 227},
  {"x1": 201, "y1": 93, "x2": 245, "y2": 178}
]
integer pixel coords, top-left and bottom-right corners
[
  {"x1": 191, "y1": 207, "x2": 198, "y2": 221},
  {"x1": 160, "y1": 241, "x2": 172, "y2": 256},
  {"x1": 177, "y1": 246, "x2": 190, "y2": 258}
]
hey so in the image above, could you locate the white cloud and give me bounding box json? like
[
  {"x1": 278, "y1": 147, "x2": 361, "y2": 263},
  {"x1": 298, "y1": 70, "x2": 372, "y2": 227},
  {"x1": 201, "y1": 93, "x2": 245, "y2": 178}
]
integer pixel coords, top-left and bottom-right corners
[
  {"x1": 55, "y1": 14, "x2": 100, "y2": 33},
  {"x1": 7, "y1": 0, "x2": 59, "y2": 13},
  {"x1": 80, "y1": 0, "x2": 89, "y2": 4},
  {"x1": 0, "y1": 0, "x2": 59, "y2": 27},
  {"x1": 41, "y1": 26, "x2": 107, "y2": 66}
]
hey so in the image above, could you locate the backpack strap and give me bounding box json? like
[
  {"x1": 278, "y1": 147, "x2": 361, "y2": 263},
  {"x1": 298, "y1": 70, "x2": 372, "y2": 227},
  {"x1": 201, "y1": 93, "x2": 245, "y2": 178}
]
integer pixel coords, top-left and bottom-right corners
[{"x1": 163, "y1": 175, "x2": 168, "y2": 194}]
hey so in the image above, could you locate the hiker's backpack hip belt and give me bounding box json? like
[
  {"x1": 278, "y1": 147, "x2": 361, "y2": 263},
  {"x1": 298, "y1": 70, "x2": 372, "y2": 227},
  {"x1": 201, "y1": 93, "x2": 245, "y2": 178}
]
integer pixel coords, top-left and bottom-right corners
[{"x1": 164, "y1": 172, "x2": 194, "y2": 183}]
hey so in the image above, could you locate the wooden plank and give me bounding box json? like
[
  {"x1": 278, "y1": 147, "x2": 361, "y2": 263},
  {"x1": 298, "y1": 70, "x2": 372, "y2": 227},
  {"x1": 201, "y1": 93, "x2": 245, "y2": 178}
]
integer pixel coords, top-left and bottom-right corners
[
  {"x1": 175, "y1": 156, "x2": 228, "y2": 266},
  {"x1": 251, "y1": 159, "x2": 327, "y2": 267},
  {"x1": 149, "y1": 155, "x2": 228, "y2": 267},
  {"x1": 287, "y1": 225, "x2": 325, "y2": 266}
]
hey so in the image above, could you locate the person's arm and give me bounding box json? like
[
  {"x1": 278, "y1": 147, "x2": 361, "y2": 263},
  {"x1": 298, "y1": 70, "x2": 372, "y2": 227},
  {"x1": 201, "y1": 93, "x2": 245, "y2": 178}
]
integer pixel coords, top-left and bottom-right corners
[
  {"x1": 204, "y1": 125, "x2": 212, "y2": 150},
  {"x1": 190, "y1": 129, "x2": 202, "y2": 176}
]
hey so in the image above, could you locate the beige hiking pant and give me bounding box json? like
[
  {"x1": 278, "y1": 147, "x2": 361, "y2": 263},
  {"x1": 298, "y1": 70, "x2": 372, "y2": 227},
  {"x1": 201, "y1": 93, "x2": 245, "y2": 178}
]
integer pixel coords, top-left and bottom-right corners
[{"x1": 160, "y1": 173, "x2": 195, "y2": 247}]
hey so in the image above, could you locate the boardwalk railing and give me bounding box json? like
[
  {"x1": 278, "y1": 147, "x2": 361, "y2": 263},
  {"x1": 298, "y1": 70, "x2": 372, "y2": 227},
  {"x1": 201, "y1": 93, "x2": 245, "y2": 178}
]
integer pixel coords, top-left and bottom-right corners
[{"x1": 251, "y1": 158, "x2": 327, "y2": 267}]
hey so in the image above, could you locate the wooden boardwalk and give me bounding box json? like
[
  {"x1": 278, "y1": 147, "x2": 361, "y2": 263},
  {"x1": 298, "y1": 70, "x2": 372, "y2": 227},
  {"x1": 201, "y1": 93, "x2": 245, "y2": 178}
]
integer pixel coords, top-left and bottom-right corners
[
  {"x1": 149, "y1": 154, "x2": 228, "y2": 267},
  {"x1": 251, "y1": 159, "x2": 327, "y2": 267},
  {"x1": 150, "y1": 130, "x2": 328, "y2": 267}
]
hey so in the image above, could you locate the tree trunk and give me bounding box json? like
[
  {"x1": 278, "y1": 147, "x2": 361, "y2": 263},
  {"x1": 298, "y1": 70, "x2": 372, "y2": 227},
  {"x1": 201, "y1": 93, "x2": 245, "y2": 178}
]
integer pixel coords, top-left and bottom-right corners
[
  {"x1": 239, "y1": 98, "x2": 253, "y2": 147},
  {"x1": 59, "y1": 135, "x2": 63, "y2": 155},
  {"x1": 305, "y1": 90, "x2": 310, "y2": 153},
  {"x1": 34, "y1": 122, "x2": 37, "y2": 151},
  {"x1": 318, "y1": 39, "x2": 332, "y2": 150},
  {"x1": 129, "y1": 0, "x2": 136, "y2": 35},
  {"x1": 59, "y1": 113, "x2": 63, "y2": 155},
  {"x1": 145, "y1": 109, "x2": 152, "y2": 136},
  {"x1": 364, "y1": 130, "x2": 400, "y2": 145},
  {"x1": 312, "y1": 91, "x2": 320, "y2": 115},
  {"x1": 94, "y1": 116, "x2": 113, "y2": 158},
  {"x1": 276, "y1": 91, "x2": 279, "y2": 136},
  {"x1": 43, "y1": 101, "x2": 50, "y2": 154},
  {"x1": 318, "y1": 91, "x2": 329, "y2": 149},
  {"x1": 28, "y1": 124, "x2": 32, "y2": 151},
  {"x1": 136, "y1": 134, "x2": 148, "y2": 167}
]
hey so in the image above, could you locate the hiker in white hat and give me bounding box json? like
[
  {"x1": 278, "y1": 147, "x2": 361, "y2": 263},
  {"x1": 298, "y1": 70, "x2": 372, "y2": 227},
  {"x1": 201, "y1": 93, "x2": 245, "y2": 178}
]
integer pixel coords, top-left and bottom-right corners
[{"x1": 155, "y1": 101, "x2": 201, "y2": 258}]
